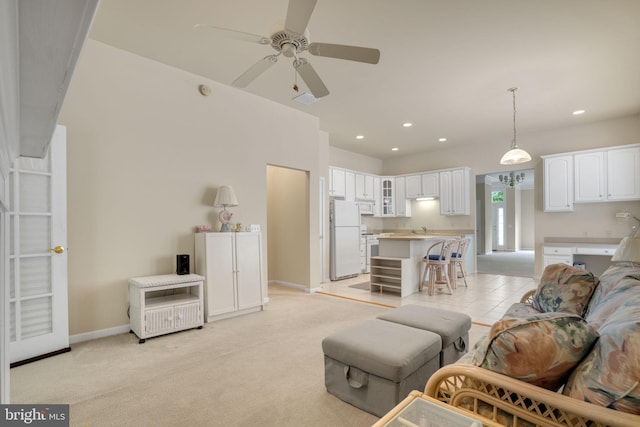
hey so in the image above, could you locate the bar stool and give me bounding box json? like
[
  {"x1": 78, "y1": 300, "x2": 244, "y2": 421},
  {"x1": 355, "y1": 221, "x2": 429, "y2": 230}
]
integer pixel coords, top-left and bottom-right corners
[
  {"x1": 420, "y1": 239, "x2": 456, "y2": 295},
  {"x1": 450, "y1": 238, "x2": 470, "y2": 288}
]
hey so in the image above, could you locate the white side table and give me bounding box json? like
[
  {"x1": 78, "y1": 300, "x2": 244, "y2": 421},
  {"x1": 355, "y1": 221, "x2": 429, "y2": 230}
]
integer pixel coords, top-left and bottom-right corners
[{"x1": 129, "y1": 274, "x2": 204, "y2": 343}]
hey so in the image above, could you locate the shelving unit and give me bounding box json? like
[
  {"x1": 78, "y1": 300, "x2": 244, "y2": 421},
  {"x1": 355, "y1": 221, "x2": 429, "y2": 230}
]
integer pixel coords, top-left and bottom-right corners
[
  {"x1": 129, "y1": 274, "x2": 204, "y2": 343},
  {"x1": 370, "y1": 257, "x2": 415, "y2": 297}
]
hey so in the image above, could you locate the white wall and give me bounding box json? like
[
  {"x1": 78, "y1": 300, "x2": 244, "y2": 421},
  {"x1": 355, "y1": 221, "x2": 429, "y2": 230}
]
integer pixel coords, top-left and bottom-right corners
[{"x1": 59, "y1": 40, "x2": 325, "y2": 335}]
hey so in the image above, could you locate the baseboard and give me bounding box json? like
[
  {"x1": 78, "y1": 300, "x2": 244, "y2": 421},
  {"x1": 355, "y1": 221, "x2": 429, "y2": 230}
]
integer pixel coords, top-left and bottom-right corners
[
  {"x1": 268, "y1": 280, "x2": 318, "y2": 293},
  {"x1": 69, "y1": 324, "x2": 131, "y2": 345}
]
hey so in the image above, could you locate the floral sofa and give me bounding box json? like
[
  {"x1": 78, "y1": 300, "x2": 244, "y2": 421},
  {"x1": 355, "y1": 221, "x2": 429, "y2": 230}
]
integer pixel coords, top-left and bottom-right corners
[{"x1": 424, "y1": 262, "x2": 640, "y2": 427}]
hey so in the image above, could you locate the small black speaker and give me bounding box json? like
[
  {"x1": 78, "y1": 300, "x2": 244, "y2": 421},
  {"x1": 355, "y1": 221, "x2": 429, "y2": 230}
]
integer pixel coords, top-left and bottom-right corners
[{"x1": 176, "y1": 254, "x2": 190, "y2": 275}]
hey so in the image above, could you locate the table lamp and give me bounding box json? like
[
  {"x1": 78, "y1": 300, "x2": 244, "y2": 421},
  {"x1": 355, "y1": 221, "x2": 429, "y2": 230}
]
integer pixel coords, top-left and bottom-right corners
[{"x1": 213, "y1": 185, "x2": 239, "y2": 232}]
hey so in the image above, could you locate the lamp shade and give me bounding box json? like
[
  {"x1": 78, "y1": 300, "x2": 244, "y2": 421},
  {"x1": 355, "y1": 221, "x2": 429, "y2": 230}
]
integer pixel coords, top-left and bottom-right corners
[
  {"x1": 500, "y1": 147, "x2": 532, "y2": 165},
  {"x1": 213, "y1": 185, "x2": 239, "y2": 207},
  {"x1": 611, "y1": 237, "x2": 640, "y2": 263}
]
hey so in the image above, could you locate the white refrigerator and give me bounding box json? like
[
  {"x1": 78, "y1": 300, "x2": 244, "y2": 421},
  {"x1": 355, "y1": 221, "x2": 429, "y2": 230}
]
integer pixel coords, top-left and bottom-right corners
[{"x1": 330, "y1": 199, "x2": 361, "y2": 280}]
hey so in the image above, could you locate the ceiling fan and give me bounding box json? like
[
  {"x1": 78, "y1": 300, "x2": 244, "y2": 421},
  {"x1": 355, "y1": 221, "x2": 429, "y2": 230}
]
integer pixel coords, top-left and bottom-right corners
[{"x1": 194, "y1": 0, "x2": 380, "y2": 98}]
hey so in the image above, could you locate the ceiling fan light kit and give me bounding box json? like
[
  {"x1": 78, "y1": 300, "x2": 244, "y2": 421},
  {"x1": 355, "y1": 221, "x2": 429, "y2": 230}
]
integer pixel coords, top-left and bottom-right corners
[
  {"x1": 500, "y1": 87, "x2": 532, "y2": 165},
  {"x1": 195, "y1": 0, "x2": 380, "y2": 99}
]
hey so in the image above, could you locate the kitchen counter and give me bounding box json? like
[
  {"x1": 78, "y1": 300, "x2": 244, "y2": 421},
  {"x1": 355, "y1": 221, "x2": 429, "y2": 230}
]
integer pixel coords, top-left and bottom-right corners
[{"x1": 377, "y1": 234, "x2": 463, "y2": 241}]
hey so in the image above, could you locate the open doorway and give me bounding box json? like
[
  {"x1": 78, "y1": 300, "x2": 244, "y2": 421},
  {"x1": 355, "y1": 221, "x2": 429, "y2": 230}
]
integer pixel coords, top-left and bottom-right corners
[
  {"x1": 476, "y1": 169, "x2": 535, "y2": 277},
  {"x1": 266, "y1": 165, "x2": 310, "y2": 289}
]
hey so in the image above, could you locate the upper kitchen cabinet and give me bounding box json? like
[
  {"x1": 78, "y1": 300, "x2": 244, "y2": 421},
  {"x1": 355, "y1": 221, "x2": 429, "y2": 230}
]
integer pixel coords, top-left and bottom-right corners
[
  {"x1": 405, "y1": 173, "x2": 439, "y2": 199},
  {"x1": 575, "y1": 146, "x2": 640, "y2": 202},
  {"x1": 355, "y1": 173, "x2": 375, "y2": 201},
  {"x1": 439, "y1": 168, "x2": 470, "y2": 216},
  {"x1": 381, "y1": 177, "x2": 395, "y2": 216},
  {"x1": 329, "y1": 167, "x2": 346, "y2": 198},
  {"x1": 394, "y1": 177, "x2": 411, "y2": 217},
  {"x1": 574, "y1": 151, "x2": 605, "y2": 202},
  {"x1": 373, "y1": 176, "x2": 383, "y2": 217},
  {"x1": 543, "y1": 154, "x2": 574, "y2": 212},
  {"x1": 607, "y1": 146, "x2": 640, "y2": 201},
  {"x1": 344, "y1": 171, "x2": 356, "y2": 201},
  {"x1": 544, "y1": 144, "x2": 640, "y2": 211}
]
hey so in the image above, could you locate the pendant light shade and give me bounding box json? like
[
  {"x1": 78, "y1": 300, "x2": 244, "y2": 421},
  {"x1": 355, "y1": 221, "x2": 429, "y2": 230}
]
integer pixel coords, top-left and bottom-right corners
[{"x1": 500, "y1": 87, "x2": 532, "y2": 165}]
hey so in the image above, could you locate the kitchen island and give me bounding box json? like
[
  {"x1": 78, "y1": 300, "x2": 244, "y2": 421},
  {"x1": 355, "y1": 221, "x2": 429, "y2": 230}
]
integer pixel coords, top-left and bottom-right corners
[{"x1": 371, "y1": 234, "x2": 464, "y2": 296}]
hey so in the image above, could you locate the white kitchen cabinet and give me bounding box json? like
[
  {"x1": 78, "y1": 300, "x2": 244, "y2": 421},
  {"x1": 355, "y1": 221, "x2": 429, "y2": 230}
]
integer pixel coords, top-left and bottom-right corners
[
  {"x1": 422, "y1": 173, "x2": 440, "y2": 198},
  {"x1": 329, "y1": 167, "x2": 346, "y2": 198},
  {"x1": 194, "y1": 232, "x2": 263, "y2": 322},
  {"x1": 355, "y1": 173, "x2": 375, "y2": 201},
  {"x1": 543, "y1": 155, "x2": 574, "y2": 212},
  {"x1": 394, "y1": 176, "x2": 411, "y2": 217},
  {"x1": 607, "y1": 146, "x2": 640, "y2": 200},
  {"x1": 574, "y1": 151, "x2": 605, "y2": 202},
  {"x1": 129, "y1": 274, "x2": 204, "y2": 343},
  {"x1": 542, "y1": 246, "x2": 573, "y2": 268},
  {"x1": 439, "y1": 168, "x2": 470, "y2": 215},
  {"x1": 405, "y1": 173, "x2": 439, "y2": 199},
  {"x1": 381, "y1": 177, "x2": 395, "y2": 216},
  {"x1": 373, "y1": 176, "x2": 382, "y2": 217},
  {"x1": 574, "y1": 147, "x2": 640, "y2": 203},
  {"x1": 345, "y1": 171, "x2": 356, "y2": 201}
]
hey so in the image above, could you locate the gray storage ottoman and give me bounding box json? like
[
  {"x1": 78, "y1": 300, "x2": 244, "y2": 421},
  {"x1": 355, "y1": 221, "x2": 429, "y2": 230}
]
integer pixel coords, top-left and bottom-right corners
[
  {"x1": 377, "y1": 304, "x2": 471, "y2": 366},
  {"x1": 322, "y1": 318, "x2": 441, "y2": 417}
]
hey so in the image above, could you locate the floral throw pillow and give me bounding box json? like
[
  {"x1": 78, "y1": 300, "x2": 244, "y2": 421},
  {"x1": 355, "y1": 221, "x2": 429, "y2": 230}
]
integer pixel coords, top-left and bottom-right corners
[
  {"x1": 471, "y1": 312, "x2": 599, "y2": 391},
  {"x1": 532, "y1": 263, "x2": 599, "y2": 316}
]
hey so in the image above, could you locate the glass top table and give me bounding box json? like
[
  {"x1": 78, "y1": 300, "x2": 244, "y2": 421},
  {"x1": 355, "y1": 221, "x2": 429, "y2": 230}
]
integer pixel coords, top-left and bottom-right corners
[{"x1": 373, "y1": 391, "x2": 499, "y2": 427}]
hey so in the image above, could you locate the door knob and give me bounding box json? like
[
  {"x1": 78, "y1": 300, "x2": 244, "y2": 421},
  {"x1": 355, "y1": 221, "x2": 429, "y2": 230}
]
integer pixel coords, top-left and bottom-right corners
[{"x1": 48, "y1": 245, "x2": 65, "y2": 254}]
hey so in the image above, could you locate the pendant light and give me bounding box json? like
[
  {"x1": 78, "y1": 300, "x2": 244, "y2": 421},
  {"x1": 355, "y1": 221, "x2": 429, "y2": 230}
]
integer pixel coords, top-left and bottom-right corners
[{"x1": 500, "y1": 87, "x2": 532, "y2": 165}]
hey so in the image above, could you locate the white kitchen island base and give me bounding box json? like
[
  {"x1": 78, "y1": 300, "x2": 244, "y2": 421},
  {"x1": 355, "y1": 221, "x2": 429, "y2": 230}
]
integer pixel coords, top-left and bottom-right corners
[{"x1": 375, "y1": 235, "x2": 465, "y2": 297}]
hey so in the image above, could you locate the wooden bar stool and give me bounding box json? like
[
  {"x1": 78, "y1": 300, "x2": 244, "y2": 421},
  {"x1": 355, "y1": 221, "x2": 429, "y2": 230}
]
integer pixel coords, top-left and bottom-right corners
[
  {"x1": 449, "y1": 238, "x2": 470, "y2": 288},
  {"x1": 420, "y1": 239, "x2": 456, "y2": 295}
]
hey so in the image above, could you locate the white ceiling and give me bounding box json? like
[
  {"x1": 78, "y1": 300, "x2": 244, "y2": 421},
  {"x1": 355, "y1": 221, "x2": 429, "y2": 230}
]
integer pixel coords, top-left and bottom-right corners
[{"x1": 88, "y1": 0, "x2": 640, "y2": 160}]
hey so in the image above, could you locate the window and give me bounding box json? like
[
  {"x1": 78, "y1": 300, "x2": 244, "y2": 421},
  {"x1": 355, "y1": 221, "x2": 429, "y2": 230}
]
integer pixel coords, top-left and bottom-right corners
[{"x1": 492, "y1": 190, "x2": 504, "y2": 203}]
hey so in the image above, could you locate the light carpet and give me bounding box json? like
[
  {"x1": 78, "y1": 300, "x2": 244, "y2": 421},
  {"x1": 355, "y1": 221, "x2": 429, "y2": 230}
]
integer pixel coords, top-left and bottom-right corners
[{"x1": 10, "y1": 285, "x2": 394, "y2": 427}]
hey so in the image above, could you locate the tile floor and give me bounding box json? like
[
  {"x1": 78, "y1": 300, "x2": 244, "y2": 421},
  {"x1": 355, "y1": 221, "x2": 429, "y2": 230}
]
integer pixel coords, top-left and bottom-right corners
[{"x1": 319, "y1": 271, "x2": 537, "y2": 346}]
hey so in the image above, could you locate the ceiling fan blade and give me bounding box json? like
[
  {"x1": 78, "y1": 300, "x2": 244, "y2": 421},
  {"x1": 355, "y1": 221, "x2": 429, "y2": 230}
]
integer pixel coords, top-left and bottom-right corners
[
  {"x1": 232, "y1": 55, "x2": 278, "y2": 88},
  {"x1": 285, "y1": 0, "x2": 317, "y2": 35},
  {"x1": 293, "y1": 58, "x2": 329, "y2": 98},
  {"x1": 308, "y1": 42, "x2": 380, "y2": 64},
  {"x1": 193, "y1": 24, "x2": 271, "y2": 45}
]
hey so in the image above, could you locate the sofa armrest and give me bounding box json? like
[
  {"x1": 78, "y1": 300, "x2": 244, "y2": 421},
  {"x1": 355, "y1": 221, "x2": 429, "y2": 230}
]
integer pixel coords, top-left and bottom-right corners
[
  {"x1": 424, "y1": 364, "x2": 640, "y2": 427},
  {"x1": 520, "y1": 289, "x2": 536, "y2": 304}
]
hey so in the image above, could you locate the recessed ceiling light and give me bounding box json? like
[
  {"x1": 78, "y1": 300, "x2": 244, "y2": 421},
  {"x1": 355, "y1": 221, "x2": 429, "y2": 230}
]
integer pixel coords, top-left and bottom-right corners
[
  {"x1": 392, "y1": 147, "x2": 399, "y2": 151},
  {"x1": 438, "y1": 138, "x2": 447, "y2": 142},
  {"x1": 572, "y1": 110, "x2": 586, "y2": 115},
  {"x1": 356, "y1": 135, "x2": 364, "y2": 140},
  {"x1": 403, "y1": 122, "x2": 413, "y2": 127}
]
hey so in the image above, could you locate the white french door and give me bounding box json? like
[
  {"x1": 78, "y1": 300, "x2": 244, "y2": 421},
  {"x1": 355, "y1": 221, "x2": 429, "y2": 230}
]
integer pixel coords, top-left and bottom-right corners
[{"x1": 9, "y1": 125, "x2": 68, "y2": 364}]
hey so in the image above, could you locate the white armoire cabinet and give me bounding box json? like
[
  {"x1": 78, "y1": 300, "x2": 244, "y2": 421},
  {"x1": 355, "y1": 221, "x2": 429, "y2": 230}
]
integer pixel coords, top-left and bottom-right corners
[{"x1": 194, "y1": 232, "x2": 264, "y2": 322}]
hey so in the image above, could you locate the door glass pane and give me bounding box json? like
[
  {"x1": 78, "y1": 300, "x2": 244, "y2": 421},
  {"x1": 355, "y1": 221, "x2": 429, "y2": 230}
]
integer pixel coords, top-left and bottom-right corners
[
  {"x1": 20, "y1": 215, "x2": 51, "y2": 254},
  {"x1": 21, "y1": 297, "x2": 53, "y2": 339},
  {"x1": 20, "y1": 173, "x2": 50, "y2": 212},
  {"x1": 9, "y1": 171, "x2": 14, "y2": 211},
  {"x1": 10, "y1": 214, "x2": 14, "y2": 256},
  {"x1": 10, "y1": 258, "x2": 15, "y2": 299},
  {"x1": 20, "y1": 257, "x2": 51, "y2": 296},
  {"x1": 10, "y1": 302, "x2": 16, "y2": 342},
  {"x1": 15, "y1": 154, "x2": 51, "y2": 173}
]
